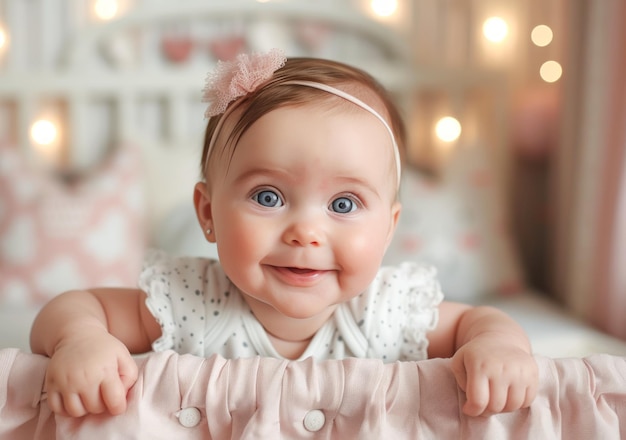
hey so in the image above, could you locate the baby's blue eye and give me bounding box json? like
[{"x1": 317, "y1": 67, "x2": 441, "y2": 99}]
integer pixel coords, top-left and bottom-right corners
[
  {"x1": 254, "y1": 190, "x2": 283, "y2": 207},
  {"x1": 331, "y1": 197, "x2": 356, "y2": 214}
]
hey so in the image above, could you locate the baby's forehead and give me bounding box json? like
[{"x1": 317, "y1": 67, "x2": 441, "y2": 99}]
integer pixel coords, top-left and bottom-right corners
[
  {"x1": 261, "y1": 104, "x2": 398, "y2": 189},
  {"x1": 209, "y1": 80, "x2": 398, "y2": 180}
]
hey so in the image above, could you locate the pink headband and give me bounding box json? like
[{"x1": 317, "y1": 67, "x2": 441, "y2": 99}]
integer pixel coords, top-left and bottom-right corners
[{"x1": 202, "y1": 49, "x2": 401, "y2": 185}]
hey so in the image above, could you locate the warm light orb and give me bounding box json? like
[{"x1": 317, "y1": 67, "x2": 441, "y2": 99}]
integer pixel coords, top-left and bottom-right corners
[
  {"x1": 0, "y1": 27, "x2": 7, "y2": 50},
  {"x1": 435, "y1": 117, "x2": 462, "y2": 142},
  {"x1": 30, "y1": 119, "x2": 58, "y2": 146},
  {"x1": 483, "y1": 17, "x2": 508, "y2": 43},
  {"x1": 371, "y1": 0, "x2": 398, "y2": 17},
  {"x1": 94, "y1": 0, "x2": 119, "y2": 21},
  {"x1": 540, "y1": 60, "x2": 562, "y2": 83},
  {"x1": 0, "y1": 25, "x2": 9, "y2": 55},
  {"x1": 531, "y1": 25, "x2": 553, "y2": 47}
]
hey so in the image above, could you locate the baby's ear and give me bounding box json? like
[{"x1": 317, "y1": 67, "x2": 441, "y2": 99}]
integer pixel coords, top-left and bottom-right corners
[
  {"x1": 386, "y1": 201, "x2": 402, "y2": 248},
  {"x1": 193, "y1": 182, "x2": 215, "y2": 242}
]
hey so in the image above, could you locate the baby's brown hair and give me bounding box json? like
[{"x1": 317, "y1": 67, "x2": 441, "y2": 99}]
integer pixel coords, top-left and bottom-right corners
[{"x1": 200, "y1": 57, "x2": 406, "y2": 186}]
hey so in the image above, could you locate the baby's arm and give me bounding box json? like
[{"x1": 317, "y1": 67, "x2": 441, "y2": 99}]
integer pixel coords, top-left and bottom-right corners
[
  {"x1": 427, "y1": 302, "x2": 538, "y2": 417},
  {"x1": 30, "y1": 288, "x2": 161, "y2": 417}
]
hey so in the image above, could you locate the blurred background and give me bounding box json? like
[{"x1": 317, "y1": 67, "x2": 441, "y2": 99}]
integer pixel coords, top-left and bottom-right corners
[{"x1": 0, "y1": 0, "x2": 624, "y2": 346}]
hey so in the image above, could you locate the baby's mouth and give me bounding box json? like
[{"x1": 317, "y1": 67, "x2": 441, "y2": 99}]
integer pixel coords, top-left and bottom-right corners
[
  {"x1": 267, "y1": 265, "x2": 330, "y2": 287},
  {"x1": 287, "y1": 267, "x2": 317, "y2": 275}
]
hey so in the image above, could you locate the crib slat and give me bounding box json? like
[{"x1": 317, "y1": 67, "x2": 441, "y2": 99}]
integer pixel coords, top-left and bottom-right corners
[
  {"x1": 67, "y1": 94, "x2": 87, "y2": 168},
  {"x1": 167, "y1": 93, "x2": 188, "y2": 145},
  {"x1": 16, "y1": 93, "x2": 34, "y2": 157},
  {"x1": 40, "y1": 0, "x2": 60, "y2": 69},
  {"x1": 116, "y1": 94, "x2": 135, "y2": 144}
]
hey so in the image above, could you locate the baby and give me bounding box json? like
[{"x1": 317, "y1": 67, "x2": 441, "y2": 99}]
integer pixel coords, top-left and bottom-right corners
[{"x1": 30, "y1": 49, "x2": 538, "y2": 418}]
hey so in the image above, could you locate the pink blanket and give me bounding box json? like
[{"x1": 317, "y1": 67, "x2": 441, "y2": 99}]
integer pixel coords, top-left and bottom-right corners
[{"x1": 1, "y1": 348, "x2": 625, "y2": 439}]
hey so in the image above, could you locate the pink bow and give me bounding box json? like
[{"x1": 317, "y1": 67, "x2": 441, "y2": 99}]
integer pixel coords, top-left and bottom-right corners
[{"x1": 203, "y1": 48, "x2": 287, "y2": 117}]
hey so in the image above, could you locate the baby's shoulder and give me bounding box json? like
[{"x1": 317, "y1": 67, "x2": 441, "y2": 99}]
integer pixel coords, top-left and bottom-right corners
[
  {"x1": 340, "y1": 262, "x2": 444, "y2": 361},
  {"x1": 354, "y1": 262, "x2": 442, "y2": 305},
  {"x1": 345, "y1": 262, "x2": 443, "y2": 326},
  {"x1": 139, "y1": 250, "x2": 230, "y2": 300}
]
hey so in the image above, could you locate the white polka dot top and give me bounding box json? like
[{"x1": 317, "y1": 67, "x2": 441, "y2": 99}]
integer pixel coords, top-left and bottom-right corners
[{"x1": 139, "y1": 250, "x2": 444, "y2": 362}]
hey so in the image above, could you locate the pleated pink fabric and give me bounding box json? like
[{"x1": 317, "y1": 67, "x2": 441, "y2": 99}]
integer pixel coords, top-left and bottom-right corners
[{"x1": 1, "y1": 348, "x2": 625, "y2": 439}]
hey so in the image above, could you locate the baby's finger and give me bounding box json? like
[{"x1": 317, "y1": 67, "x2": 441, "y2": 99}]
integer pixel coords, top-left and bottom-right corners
[
  {"x1": 502, "y1": 384, "x2": 528, "y2": 413},
  {"x1": 63, "y1": 393, "x2": 88, "y2": 418},
  {"x1": 118, "y1": 356, "x2": 139, "y2": 391},
  {"x1": 451, "y1": 360, "x2": 468, "y2": 392},
  {"x1": 46, "y1": 391, "x2": 68, "y2": 417},
  {"x1": 101, "y1": 376, "x2": 128, "y2": 415},
  {"x1": 463, "y1": 375, "x2": 489, "y2": 417},
  {"x1": 80, "y1": 386, "x2": 107, "y2": 415},
  {"x1": 522, "y1": 382, "x2": 538, "y2": 409},
  {"x1": 485, "y1": 380, "x2": 509, "y2": 414}
]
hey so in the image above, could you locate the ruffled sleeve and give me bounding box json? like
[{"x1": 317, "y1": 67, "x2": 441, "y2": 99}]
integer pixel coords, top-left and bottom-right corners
[
  {"x1": 138, "y1": 249, "x2": 231, "y2": 356},
  {"x1": 345, "y1": 262, "x2": 444, "y2": 362},
  {"x1": 396, "y1": 263, "x2": 444, "y2": 360}
]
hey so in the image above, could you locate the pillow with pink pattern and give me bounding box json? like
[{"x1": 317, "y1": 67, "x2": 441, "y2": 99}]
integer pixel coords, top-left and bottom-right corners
[
  {"x1": 384, "y1": 146, "x2": 524, "y2": 303},
  {"x1": 0, "y1": 142, "x2": 145, "y2": 307}
]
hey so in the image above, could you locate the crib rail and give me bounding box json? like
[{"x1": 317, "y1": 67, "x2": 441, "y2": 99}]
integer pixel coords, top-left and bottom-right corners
[{"x1": 0, "y1": 0, "x2": 414, "y2": 169}]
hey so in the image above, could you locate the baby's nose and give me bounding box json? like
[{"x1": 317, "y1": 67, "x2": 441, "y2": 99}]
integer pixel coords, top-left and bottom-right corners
[{"x1": 282, "y1": 218, "x2": 325, "y2": 247}]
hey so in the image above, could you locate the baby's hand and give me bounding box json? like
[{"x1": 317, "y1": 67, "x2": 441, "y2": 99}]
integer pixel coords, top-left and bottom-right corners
[
  {"x1": 44, "y1": 330, "x2": 138, "y2": 417},
  {"x1": 450, "y1": 339, "x2": 538, "y2": 417}
]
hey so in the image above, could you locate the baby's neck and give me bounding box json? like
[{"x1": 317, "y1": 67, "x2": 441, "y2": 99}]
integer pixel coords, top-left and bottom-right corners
[
  {"x1": 266, "y1": 333, "x2": 313, "y2": 360},
  {"x1": 242, "y1": 295, "x2": 336, "y2": 360}
]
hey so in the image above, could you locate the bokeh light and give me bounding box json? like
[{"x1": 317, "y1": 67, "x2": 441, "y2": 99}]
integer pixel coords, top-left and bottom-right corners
[
  {"x1": 30, "y1": 119, "x2": 58, "y2": 146},
  {"x1": 540, "y1": 60, "x2": 562, "y2": 83},
  {"x1": 0, "y1": 26, "x2": 7, "y2": 52},
  {"x1": 371, "y1": 0, "x2": 398, "y2": 17},
  {"x1": 94, "y1": 0, "x2": 119, "y2": 21},
  {"x1": 435, "y1": 117, "x2": 462, "y2": 142},
  {"x1": 483, "y1": 17, "x2": 508, "y2": 43},
  {"x1": 531, "y1": 25, "x2": 553, "y2": 47}
]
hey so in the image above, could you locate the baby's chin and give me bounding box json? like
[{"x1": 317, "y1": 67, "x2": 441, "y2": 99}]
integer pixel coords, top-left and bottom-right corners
[
  {"x1": 267, "y1": 298, "x2": 340, "y2": 321},
  {"x1": 244, "y1": 292, "x2": 338, "y2": 322}
]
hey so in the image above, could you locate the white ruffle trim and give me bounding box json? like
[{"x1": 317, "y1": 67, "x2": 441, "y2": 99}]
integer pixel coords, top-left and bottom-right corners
[
  {"x1": 397, "y1": 263, "x2": 444, "y2": 360},
  {"x1": 138, "y1": 249, "x2": 177, "y2": 353}
]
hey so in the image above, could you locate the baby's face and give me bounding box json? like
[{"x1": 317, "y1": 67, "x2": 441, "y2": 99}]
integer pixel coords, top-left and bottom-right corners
[{"x1": 203, "y1": 104, "x2": 400, "y2": 326}]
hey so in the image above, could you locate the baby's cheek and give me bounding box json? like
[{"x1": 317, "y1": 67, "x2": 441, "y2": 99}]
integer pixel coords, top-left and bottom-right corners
[
  {"x1": 217, "y1": 224, "x2": 259, "y2": 262},
  {"x1": 337, "y1": 228, "x2": 387, "y2": 286}
]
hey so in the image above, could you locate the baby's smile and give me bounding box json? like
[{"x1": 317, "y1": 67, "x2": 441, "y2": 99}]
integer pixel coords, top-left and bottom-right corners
[
  {"x1": 266, "y1": 265, "x2": 331, "y2": 287},
  {"x1": 286, "y1": 267, "x2": 319, "y2": 275}
]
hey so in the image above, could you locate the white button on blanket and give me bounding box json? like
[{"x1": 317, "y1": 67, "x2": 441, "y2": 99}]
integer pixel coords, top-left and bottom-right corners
[
  {"x1": 303, "y1": 409, "x2": 326, "y2": 432},
  {"x1": 177, "y1": 407, "x2": 202, "y2": 428}
]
